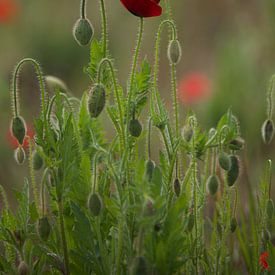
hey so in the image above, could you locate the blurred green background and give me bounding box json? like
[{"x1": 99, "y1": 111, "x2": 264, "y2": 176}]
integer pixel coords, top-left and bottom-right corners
[{"x1": 1, "y1": 0, "x2": 275, "y2": 200}]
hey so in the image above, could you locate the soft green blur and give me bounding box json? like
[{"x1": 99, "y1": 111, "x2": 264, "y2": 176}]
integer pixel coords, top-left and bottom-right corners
[{"x1": 1, "y1": 0, "x2": 275, "y2": 197}]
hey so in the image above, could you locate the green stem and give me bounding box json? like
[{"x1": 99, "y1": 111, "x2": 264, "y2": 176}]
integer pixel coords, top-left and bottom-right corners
[
  {"x1": 171, "y1": 62, "x2": 179, "y2": 137},
  {"x1": 58, "y1": 199, "x2": 70, "y2": 275},
  {"x1": 80, "y1": 0, "x2": 86, "y2": 19},
  {"x1": 147, "y1": 118, "x2": 152, "y2": 159},
  {"x1": 267, "y1": 75, "x2": 275, "y2": 119},
  {"x1": 99, "y1": 0, "x2": 107, "y2": 57},
  {"x1": 0, "y1": 184, "x2": 9, "y2": 210}
]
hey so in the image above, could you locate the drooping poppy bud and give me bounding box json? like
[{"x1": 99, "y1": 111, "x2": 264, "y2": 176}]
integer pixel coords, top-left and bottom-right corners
[
  {"x1": 88, "y1": 84, "x2": 106, "y2": 118},
  {"x1": 262, "y1": 119, "x2": 274, "y2": 145},
  {"x1": 14, "y1": 146, "x2": 25, "y2": 165},
  {"x1": 228, "y1": 137, "x2": 245, "y2": 151},
  {"x1": 18, "y1": 261, "x2": 29, "y2": 275},
  {"x1": 227, "y1": 155, "x2": 239, "y2": 187},
  {"x1": 218, "y1": 152, "x2": 231, "y2": 171},
  {"x1": 37, "y1": 216, "x2": 51, "y2": 242},
  {"x1": 11, "y1": 116, "x2": 26, "y2": 145},
  {"x1": 129, "y1": 119, "x2": 142, "y2": 137},
  {"x1": 262, "y1": 229, "x2": 271, "y2": 242},
  {"x1": 182, "y1": 125, "x2": 193, "y2": 142},
  {"x1": 73, "y1": 18, "x2": 94, "y2": 46},
  {"x1": 186, "y1": 213, "x2": 195, "y2": 232},
  {"x1": 174, "y1": 178, "x2": 181, "y2": 197},
  {"x1": 168, "y1": 39, "x2": 182, "y2": 65},
  {"x1": 266, "y1": 199, "x2": 274, "y2": 220},
  {"x1": 32, "y1": 150, "x2": 43, "y2": 170},
  {"x1": 88, "y1": 193, "x2": 103, "y2": 216},
  {"x1": 145, "y1": 159, "x2": 155, "y2": 181},
  {"x1": 230, "y1": 217, "x2": 238, "y2": 233},
  {"x1": 207, "y1": 174, "x2": 219, "y2": 195}
]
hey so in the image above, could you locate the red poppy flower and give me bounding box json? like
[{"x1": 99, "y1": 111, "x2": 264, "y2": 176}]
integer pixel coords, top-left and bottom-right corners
[
  {"x1": 0, "y1": 0, "x2": 19, "y2": 23},
  {"x1": 259, "y1": 251, "x2": 271, "y2": 271},
  {"x1": 178, "y1": 73, "x2": 211, "y2": 104},
  {"x1": 120, "y1": 0, "x2": 162, "y2": 18},
  {"x1": 7, "y1": 124, "x2": 35, "y2": 150}
]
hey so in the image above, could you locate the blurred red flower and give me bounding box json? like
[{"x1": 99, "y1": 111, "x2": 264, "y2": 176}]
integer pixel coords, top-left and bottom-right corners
[
  {"x1": 0, "y1": 0, "x2": 19, "y2": 23},
  {"x1": 259, "y1": 251, "x2": 271, "y2": 271},
  {"x1": 7, "y1": 124, "x2": 35, "y2": 150},
  {"x1": 120, "y1": 0, "x2": 162, "y2": 18},
  {"x1": 178, "y1": 73, "x2": 211, "y2": 104}
]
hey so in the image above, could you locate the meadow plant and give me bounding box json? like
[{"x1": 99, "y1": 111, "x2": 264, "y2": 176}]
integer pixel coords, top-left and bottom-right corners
[{"x1": 1, "y1": 0, "x2": 275, "y2": 274}]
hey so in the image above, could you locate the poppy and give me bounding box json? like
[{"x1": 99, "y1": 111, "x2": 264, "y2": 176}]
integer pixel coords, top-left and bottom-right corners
[
  {"x1": 259, "y1": 251, "x2": 271, "y2": 271},
  {"x1": 178, "y1": 73, "x2": 211, "y2": 104},
  {"x1": 7, "y1": 123, "x2": 35, "y2": 149},
  {"x1": 120, "y1": 0, "x2": 162, "y2": 18},
  {"x1": 0, "y1": 0, "x2": 19, "y2": 23}
]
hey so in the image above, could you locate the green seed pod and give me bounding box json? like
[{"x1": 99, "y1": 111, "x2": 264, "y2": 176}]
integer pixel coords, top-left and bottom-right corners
[
  {"x1": 182, "y1": 125, "x2": 193, "y2": 142},
  {"x1": 88, "y1": 193, "x2": 103, "y2": 216},
  {"x1": 262, "y1": 229, "x2": 271, "y2": 242},
  {"x1": 145, "y1": 159, "x2": 155, "y2": 181},
  {"x1": 32, "y1": 150, "x2": 43, "y2": 170},
  {"x1": 11, "y1": 116, "x2": 26, "y2": 145},
  {"x1": 131, "y1": 256, "x2": 147, "y2": 275},
  {"x1": 18, "y1": 261, "x2": 29, "y2": 275},
  {"x1": 230, "y1": 217, "x2": 238, "y2": 233},
  {"x1": 207, "y1": 174, "x2": 219, "y2": 195},
  {"x1": 167, "y1": 39, "x2": 182, "y2": 65},
  {"x1": 227, "y1": 155, "x2": 239, "y2": 187},
  {"x1": 262, "y1": 119, "x2": 274, "y2": 145},
  {"x1": 266, "y1": 199, "x2": 274, "y2": 219},
  {"x1": 218, "y1": 151, "x2": 231, "y2": 171},
  {"x1": 73, "y1": 18, "x2": 94, "y2": 46},
  {"x1": 88, "y1": 84, "x2": 106, "y2": 118},
  {"x1": 37, "y1": 216, "x2": 51, "y2": 241},
  {"x1": 228, "y1": 137, "x2": 245, "y2": 151},
  {"x1": 186, "y1": 213, "x2": 195, "y2": 232},
  {"x1": 129, "y1": 119, "x2": 142, "y2": 137},
  {"x1": 174, "y1": 178, "x2": 181, "y2": 197},
  {"x1": 14, "y1": 147, "x2": 26, "y2": 165}
]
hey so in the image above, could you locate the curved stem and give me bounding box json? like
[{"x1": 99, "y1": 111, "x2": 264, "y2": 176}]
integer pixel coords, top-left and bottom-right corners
[
  {"x1": 11, "y1": 58, "x2": 47, "y2": 121},
  {"x1": 80, "y1": 0, "x2": 86, "y2": 19},
  {"x1": 99, "y1": 0, "x2": 107, "y2": 57},
  {"x1": 267, "y1": 75, "x2": 275, "y2": 119}
]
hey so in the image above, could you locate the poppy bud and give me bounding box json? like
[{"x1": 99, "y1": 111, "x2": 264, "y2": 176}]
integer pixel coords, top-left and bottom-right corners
[
  {"x1": 37, "y1": 216, "x2": 51, "y2": 241},
  {"x1": 266, "y1": 199, "x2": 274, "y2": 220},
  {"x1": 218, "y1": 152, "x2": 231, "y2": 171},
  {"x1": 227, "y1": 155, "x2": 239, "y2": 187},
  {"x1": 129, "y1": 119, "x2": 142, "y2": 137},
  {"x1": 14, "y1": 147, "x2": 25, "y2": 165},
  {"x1": 18, "y1": 261, "x2": 29, "y2": 275},
  {"x1": 207, "y1": 174, "x2": 219, "y2": 195},
  {"x1": 182, "y1": 125, "x2": 193, "y2": 142},
  {"x1": 73, "y1": 18, "x2": 94, "y2": 46},
  {"x1": 145, "y1": 159, "x2": 155, "y2": 181},
  {"x1": 88, "y1": 84, "x2": 106, "y2": 118},
  {"x1": 186, "y1": 213, "x2": 195, "y2": 232},
  {"x1": 13, "y1": 229, "x2": 25, "y2": 245},
  {"x1": 88, "y1": 193, "x2": 103, "y2": 216},
  {"x1": 262, "y1": 229, "x2": 271, "y2": 242},
  {"x1": 131, "y1": 256, "x2": 147, "y2": 275},
  {"x1": 32, "y1": 150, "x2": 43, "y2": 170},
  {"x1": 168, "y1": 39, "x2": 182, "y2": 65},
  {"x1": 230, "y1": 217, "x2": 238, "y2": 233},
  {"x1": 228, "y1": 137, "x2": 245, "y2": 151},
  {"x1": 11, "y1": 116, "x2": 26, "y2": 145},
  {"x1": 145, "y1": 199, "x2": 155, "y2": 216},
  {"x1": 154, "y1": 222, "x2": 161, "y2": 232},
  {"x1": 174, "y1": 178, "x2": 181, "y2": 197},
  {"x1": 262, "y1": 119, "x2": 274, "y2": 145}
]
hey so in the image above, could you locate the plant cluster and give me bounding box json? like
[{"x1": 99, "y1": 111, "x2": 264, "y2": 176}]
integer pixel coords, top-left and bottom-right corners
[{"x1": 1, "y1": 0, "x2": 275, "y2": 274}]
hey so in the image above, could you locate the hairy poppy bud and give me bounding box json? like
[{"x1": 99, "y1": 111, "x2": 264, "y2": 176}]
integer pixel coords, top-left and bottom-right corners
[
  {"x1": 207, "y1": 174, "x2": 219, "y2": 195},
  {"x1": 186, "y1": 213, "x2": 195, "y2": 232},
  {"x1": 230, "y1": 217, "x2": 238, "y2": 233},
  {"x1": 131, "y1": 256, "x2": 147, "y2": 275},
  {"x1": 37, "y1": 216, "x2": 51, "y2": 241},
  {"x1": 11, "y1": 116, "x2": 26, "y2": 145},
  {"x1": 262, "y1": 229, "x2": 271, "y2": 242},
  {"x1": 174, "y1": 178, "x2": 181, "y2": 197},
  {"x1": 73, "y1": 18, "x2": 94, "y2": 46},
  {"x1": 145, "y1": 159, "x2": 155, "y2": 181},
  {"x1": 227, "y1": 155, "x2": 239, "y2": 187},
  {"x1": 18, "y1": 261, "x2": 29, "y2": 275},
  {"x1": 88, "y1": 84, "x2": 106, "y2": 118},
  {"x1": 14, "y1": 147, "x2": 25, "y2": 165},
  {"x1": 168, "y1": 39, "x2": 182, "y2": 65},
  {"x1": 129, "y1": 119, "x2": 142, "y2": 137},
  {"x1": 266, "y1": 199, "x2": 274, "y2": 219},
  {"x1": 218, "y1": 152, "x2": 231, "y2": 171},
  {"x1": 262, "y1": 119, "x2": 274, "y2": 145},
  {"x1": 33, "y1": 150, "x2": 43, "y2": 170},
  {"x1": 228, "y1": 137, "x2": 245, "y2": 151},
  {"x1": 182, "y1": 125, "x2": 193, "y2": 142},
  {"x1": 88, "y1": 193, "x2": 103, "y2": 216}
]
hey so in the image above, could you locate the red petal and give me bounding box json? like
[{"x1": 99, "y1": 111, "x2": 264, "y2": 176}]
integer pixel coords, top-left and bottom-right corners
[{"x1": 120, "y1": 0, "x2": 162, "y2": 17}]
